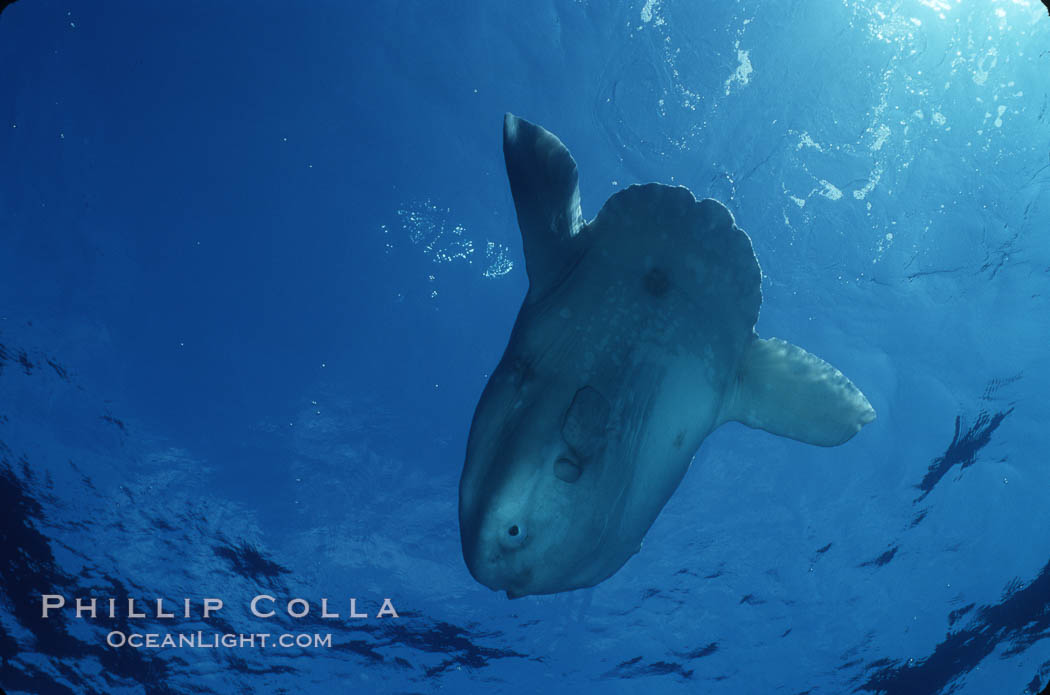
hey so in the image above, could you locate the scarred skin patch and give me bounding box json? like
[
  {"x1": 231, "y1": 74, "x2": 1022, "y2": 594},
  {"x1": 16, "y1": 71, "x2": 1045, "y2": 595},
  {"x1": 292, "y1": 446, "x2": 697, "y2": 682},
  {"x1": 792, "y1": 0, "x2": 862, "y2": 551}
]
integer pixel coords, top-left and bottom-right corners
[{"x1": 643, "y1": 268, "x2": 671, "y2": 298}]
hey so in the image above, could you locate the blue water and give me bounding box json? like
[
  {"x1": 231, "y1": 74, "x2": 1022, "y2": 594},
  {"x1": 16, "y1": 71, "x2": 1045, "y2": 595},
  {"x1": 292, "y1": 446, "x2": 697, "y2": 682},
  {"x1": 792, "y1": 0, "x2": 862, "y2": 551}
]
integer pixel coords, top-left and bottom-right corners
[{"x1": 2, "y1": 1, "x2": 1048, "y2": 693}]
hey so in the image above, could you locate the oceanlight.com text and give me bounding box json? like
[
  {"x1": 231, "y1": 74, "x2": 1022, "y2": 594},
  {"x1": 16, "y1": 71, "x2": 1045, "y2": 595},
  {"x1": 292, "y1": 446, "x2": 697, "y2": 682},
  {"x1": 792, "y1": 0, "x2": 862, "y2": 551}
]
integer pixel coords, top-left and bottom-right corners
[{"x1": 106, "y1": 631, "x2": 333, "y2": 649}]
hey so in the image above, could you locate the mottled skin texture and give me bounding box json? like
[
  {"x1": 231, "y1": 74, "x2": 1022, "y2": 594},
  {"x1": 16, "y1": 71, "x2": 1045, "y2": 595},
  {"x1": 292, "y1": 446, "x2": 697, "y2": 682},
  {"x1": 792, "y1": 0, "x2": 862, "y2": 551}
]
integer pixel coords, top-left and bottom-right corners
[
  {"x1": 461, "y1": 182, "x2": 759, "y2": 597},
  {"x1": 459, "y1": 115, "x2": 874, "y2": 598}
]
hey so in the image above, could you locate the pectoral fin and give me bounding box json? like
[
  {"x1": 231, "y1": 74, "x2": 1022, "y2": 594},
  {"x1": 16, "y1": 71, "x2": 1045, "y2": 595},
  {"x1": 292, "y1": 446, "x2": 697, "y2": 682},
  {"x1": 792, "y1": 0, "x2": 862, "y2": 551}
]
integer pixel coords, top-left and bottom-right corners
[
  {"x1": 721, "y1": 336, "x2": 876, "y2": 447},
  {"x1": 562, "y1": 386, "x2": 611, "y2": 459}
]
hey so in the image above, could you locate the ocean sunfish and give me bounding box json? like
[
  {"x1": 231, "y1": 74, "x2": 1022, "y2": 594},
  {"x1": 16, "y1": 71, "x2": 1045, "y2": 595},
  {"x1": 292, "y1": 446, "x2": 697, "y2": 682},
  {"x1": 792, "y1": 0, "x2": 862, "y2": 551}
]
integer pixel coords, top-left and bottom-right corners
[{"x1": 459, "y1": 114, "x2": 875, "y2": 598}]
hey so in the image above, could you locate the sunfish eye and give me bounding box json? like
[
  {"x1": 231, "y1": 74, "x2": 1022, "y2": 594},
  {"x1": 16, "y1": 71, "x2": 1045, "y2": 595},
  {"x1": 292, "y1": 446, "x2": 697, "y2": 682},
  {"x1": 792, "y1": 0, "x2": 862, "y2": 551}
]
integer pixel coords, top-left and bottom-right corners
[{"x1": 554, "y1": 457, "x2": 582, "y2": 483}]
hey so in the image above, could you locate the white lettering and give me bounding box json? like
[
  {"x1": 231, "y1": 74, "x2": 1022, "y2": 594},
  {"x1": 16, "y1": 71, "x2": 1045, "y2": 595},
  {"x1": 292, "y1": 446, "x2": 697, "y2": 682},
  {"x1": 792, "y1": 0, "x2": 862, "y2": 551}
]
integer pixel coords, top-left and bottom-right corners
[
  {"x1": 41, "y1": 594, "x2": 65, "y2": 618},
  {"x1": 202, "y1": 598, "x2": 223, "y2": 618},
  {"x1": 321, "y1": 598, "x2": 338, "y2": 618},
  {"x1": 250, "y1": 594, "x2": 275, "y2": 618},
  {"x1": 377, "y1": 598, "x2": 398, "y2": 618},
  {"x1": 155, "y1": 598, "x2": 174, "y2": 619},
  {"x1": 75, "y1": 597, "x2": 96, "y2": 619},
  {"x1": 287, "y1": 598, "x2": 309, "y2": 618},
  {"x1": 128, "y1": 599, "x2": 146, "y2": 619}
]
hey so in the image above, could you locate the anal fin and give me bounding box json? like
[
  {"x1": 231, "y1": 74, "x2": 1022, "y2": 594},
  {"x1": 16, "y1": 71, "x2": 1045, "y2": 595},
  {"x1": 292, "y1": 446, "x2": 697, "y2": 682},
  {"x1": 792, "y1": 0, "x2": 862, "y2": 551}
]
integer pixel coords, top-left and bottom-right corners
[{"x1": 721, "y1": 336, "x2": 876, "y2": 447}]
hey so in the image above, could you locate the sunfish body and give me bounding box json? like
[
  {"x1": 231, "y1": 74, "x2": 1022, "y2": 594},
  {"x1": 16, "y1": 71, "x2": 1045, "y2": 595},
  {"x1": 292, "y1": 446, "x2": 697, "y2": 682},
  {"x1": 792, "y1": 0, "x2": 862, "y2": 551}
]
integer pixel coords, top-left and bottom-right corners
[{"x1": 459, "y1": 114, "x2": 875, "y2": 598}]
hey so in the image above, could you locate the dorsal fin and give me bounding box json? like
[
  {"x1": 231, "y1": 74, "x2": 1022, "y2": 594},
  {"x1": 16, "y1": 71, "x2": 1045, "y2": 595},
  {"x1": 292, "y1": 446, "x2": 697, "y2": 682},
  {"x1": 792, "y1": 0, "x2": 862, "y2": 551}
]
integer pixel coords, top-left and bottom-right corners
[{"x1": 503, "y1": 113, "x2": 585, "y2": 294}]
